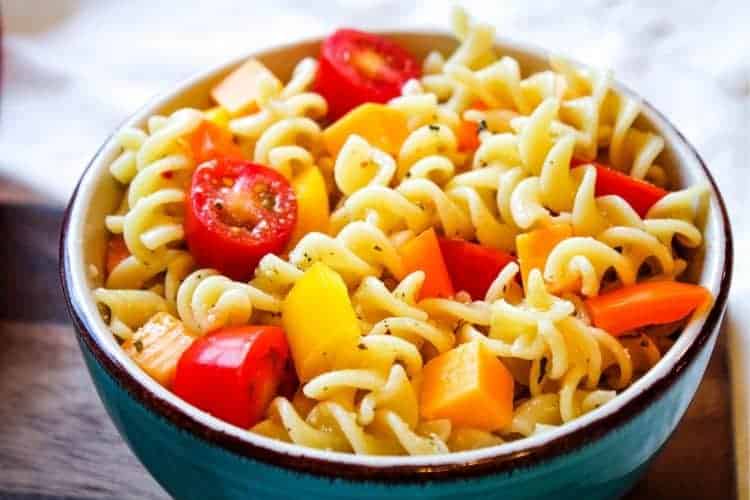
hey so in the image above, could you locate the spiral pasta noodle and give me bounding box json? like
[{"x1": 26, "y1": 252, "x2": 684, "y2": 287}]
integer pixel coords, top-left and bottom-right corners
[
  {"x1": 253, "y1": 271, "x2": 457, "y2": 455},
  {"x1": 110, "y1": 109, "x2": 203, "y2": 264},
  {"x1": 92, "y1": 6, "x2": 712, "y2": 457},
  {"x1": 229, "y1": 58, "x2": 327, "y2": 142},
  {"x1": 176, "y1": 269, "x2": 281, "y2": 335}
]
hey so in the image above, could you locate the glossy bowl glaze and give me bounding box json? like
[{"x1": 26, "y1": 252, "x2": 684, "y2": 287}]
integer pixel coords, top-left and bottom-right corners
[{"x1": 60, "y1": 32, "x2": 732, "y2": 500}]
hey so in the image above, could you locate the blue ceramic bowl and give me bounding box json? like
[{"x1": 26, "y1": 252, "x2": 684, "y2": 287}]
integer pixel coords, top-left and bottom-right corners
[{"x1": 60, "y1": 33, "x2": 732, "y2": 500}]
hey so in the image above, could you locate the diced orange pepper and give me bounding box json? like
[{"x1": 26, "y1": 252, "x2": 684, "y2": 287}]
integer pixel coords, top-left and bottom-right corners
[
  {"x1": 211, "y1": 58, "x2": 281, "y2": 115},
  {"x1": 122, "y1": 313, "x2": 195, "y2": 387},
  {"x1": 399, "y1": 228, "x2": 454, "y2": 300},
  {"x1": 470, "y1": 100, "x2": 488, "y2": 111},
  {"x1": 585, "y1": 281, "x2": 711, "y2": 336},
  {"x1": 456, "y1": 100, "x2": 490, "y2": 152},
  {"x1": 420, "y1": 341, "x2": 514, "y2": 431},
  {"x1": 105, "y1": 235, "x2": 130, "y2": 276},
  {"x1": 323, "y1": 103, "x2": 409, "y2": 157},
  {"x1": 457, "y1": 120, "x2": 481, "y2": 152},
  {"x1": 188, "y1": 120, "x2": 244, "y2": 165},
  {"x1": 516, "y1": 223, "x2": 572, "y2": 290}
]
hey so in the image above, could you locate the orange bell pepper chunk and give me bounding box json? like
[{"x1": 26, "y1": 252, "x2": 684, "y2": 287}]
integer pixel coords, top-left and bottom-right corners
[
  {"x1": 456, "y1": 120, "x2": 481, "y2": 152},
  {"x1": 585, "y1": 281, "x2": 711, "y2": 336},
  {"x1": 421, "y1": 341, "x2": 514, "y2": 431},
  {"x1": 470, "y1": 100, "x2": 488, "y2": 111},
  {"x1": 399, "y1": 228, "x2": 454, "y2": 300},
  {"x1": 189, "y1": 121, "x2": 244, "y2": 165},
  {"x1": 211, "y1": 58, "x2": 281, "y2": 115},
  {"x1": 105, "y1": 235, "x2": 130, "y2": 276},
  {"x1": 122, "y1": 313, "x2": 195, "y2": 387},
  {"x1": 515, "y1": 223, "x2": 572, "y2": 290},
  {"x1": 456, "y1": 100, "x2": 489, "y2": 152}
]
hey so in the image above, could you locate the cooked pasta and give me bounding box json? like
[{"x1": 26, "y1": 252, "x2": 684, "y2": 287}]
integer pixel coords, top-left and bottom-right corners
[{"x1": 92, "y1": 7, "x2": 712, "y2": 456}]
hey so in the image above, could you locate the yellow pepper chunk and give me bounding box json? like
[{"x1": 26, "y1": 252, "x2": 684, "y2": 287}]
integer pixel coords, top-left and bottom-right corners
[
  {"x1": 282, "y1": 263, "x2": 362, "y2": 382},
  {"x1": 288, "y1": 166, "x2": 330, "y2": 249},
  {"x1": 204, "y1": 106, "x2": 231, "y2": 129},
  {"x1": 211, "y1": 58, "x2": 282, "y2": 115},
  {"x1": 323, "y1": 103, "x2": 409, "y2": 157},
  {"x1": 516, "y1": 223, "x2": 572, "y2": 291}
]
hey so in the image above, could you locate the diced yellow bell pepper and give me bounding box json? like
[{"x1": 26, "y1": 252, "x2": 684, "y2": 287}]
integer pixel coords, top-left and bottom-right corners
[
  {"x1": 516, "y1": 223, "x2": 572, "y2": 290},
  {"x1": 323, "y1": 103, "x2": 409, "y2": 157},
  {"x1": 211, "y1": 58, "x2": 282, "y2": 115},
  {"x1": 288, "y1": 166, "x2": 330, "y2": 249},
  {"x1": 204, "y1": 106, "x2": 231, "y2": 129},
  {"x1": 282, "y1": 263, "x2": 362, "y2": 382}
]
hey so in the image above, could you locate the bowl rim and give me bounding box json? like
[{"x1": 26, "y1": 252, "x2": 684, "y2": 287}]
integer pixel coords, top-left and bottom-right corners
[{"x1": 59, "y1": 30, "x2": 733, "y2": 482}]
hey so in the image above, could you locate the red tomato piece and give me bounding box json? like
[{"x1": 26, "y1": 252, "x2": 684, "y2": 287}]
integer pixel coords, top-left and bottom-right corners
[
  {"x1": 173, "y1": 325, "x2": 290, "y2": 428},
  {"x1": 275, "y1": 357, "x2": 299, "y2": 400},
  {"x1": 189, "y1": 120, "x2": 244, "y2": 165},
  {"x1": 438, "y1": 238, "x2": 516, "y2": 300},
  {"x1": 185, "y1": 159, "x2": 297, "y2": 280},
  {"x1": 314, "y1": 29, "x2": 421, "y2": 119},
  {"x1": 572, "y1": 159, "x2": 668, "y2": 217}
]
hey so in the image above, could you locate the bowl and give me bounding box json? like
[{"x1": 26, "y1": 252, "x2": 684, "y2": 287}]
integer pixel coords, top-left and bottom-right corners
[{"x1": 60, "y1": 32, "x2": 733, "y2": 500}]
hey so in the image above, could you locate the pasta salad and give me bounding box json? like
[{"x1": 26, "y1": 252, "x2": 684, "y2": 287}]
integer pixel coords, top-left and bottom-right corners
[{"x1": 94, "y1": 8, "x2": 712, "y2": 456}]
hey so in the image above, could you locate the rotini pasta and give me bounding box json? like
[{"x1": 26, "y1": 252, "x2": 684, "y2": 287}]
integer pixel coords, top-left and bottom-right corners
[{"x1": 92, "y1": 7, "x2": 712, "y2": 457}]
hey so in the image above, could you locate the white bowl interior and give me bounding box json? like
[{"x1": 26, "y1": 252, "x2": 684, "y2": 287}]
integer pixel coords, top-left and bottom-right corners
[{"x1": 66, "y1": 32, "x2": 728, "y2": 468}]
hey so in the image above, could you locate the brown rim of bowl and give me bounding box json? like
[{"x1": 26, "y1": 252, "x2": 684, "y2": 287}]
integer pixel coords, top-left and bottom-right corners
[{"x1": 60, "y1": 88, "x2": 733, "y2": 483}]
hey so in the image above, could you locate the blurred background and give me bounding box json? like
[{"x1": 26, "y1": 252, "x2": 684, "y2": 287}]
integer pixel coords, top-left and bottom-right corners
[
  {"x1": 2, "y1": 0, "x2": 748, "y2": 203},
  {"x1": 1, "y1": 1, "x2": 748, "y2": 498}
]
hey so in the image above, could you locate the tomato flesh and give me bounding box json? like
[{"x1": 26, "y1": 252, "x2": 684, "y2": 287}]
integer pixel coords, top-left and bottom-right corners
[
  {"x1": 572, "y1": 159, "x2": 667, "y2": 217},
  {"x1": 173, "y1": 326, "x2": 290, "y2": 428},
  {"x1": 315, "y1": 29, "x2": 421, "y2": 119},
  {"x1": 438, "y1": 238, "x2": 516, "y2": 300},
  {"x1": 185, "y1": 159, "x2": 297, "y2": 280}
]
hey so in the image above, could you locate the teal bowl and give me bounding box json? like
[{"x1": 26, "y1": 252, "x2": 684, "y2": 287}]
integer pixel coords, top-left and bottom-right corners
[{"x1": 60, "y1": 32, "x2": 732, "y2": 500}]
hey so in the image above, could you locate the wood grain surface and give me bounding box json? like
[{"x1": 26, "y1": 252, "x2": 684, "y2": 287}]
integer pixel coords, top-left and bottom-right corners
[{"x1": 0, "y1": 176, "x2": 735, "y2": 499}]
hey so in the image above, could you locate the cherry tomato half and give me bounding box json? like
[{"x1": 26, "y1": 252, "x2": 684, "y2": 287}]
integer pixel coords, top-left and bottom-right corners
[
  {"x1": 315, "y1": 29, "x2": 421, "y2": 119},
  {"x1": 173, "y1": 325, "x2": 291, "y2": 428},
  {"x1": 185, "y1": 159, "x2": 297, "y2": 280}
]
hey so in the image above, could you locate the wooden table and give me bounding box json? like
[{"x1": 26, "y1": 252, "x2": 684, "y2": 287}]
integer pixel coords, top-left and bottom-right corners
[{"x1": 0, "y1": 176, "x2": 735, "y2": 499}]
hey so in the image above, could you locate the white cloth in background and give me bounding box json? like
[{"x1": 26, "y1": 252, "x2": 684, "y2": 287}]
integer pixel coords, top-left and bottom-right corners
[{"x1": 2, "y1": 0, "x2": 748, "y2": 496}]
